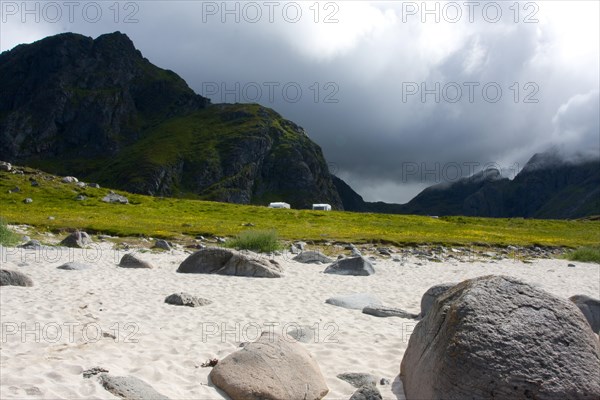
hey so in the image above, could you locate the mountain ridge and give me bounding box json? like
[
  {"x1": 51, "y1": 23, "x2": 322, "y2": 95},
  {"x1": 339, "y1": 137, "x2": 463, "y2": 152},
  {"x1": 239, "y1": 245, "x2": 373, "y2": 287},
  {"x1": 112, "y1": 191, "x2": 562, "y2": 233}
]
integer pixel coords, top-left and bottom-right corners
[{"x1": 0, "y1": 32, "x2": 342, "y2": 209}]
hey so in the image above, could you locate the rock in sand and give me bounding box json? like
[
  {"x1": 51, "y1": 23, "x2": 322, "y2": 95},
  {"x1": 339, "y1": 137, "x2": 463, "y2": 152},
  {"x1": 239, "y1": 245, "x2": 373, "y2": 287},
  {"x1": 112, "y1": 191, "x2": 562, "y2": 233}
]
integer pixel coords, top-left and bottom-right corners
[
  {"x1": 0, "y1": 269, "x2": 33, "y2": 286},
  {"x1": 209, "y1": 331, "x2": 328, "y2": 400},
  {"x1": 177, "y1": 247, "x2": 283, "y2": 278}
]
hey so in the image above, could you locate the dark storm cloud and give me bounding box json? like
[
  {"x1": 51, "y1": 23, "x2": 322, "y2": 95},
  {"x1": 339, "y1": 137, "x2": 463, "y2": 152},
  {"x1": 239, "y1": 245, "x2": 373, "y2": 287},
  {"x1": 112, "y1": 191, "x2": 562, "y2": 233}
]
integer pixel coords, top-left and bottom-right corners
[{"x1": 2, "y1": 1, "x2": 598, "y2": 202}]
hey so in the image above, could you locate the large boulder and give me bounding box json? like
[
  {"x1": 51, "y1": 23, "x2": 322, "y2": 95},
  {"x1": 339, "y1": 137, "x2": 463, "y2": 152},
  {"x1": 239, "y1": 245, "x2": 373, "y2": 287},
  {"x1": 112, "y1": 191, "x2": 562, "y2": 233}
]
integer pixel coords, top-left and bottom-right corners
[
  {"x1": 118, "y1": 253, "x2": 154, "y2": 269},
  {"x1": 325, "y1": 293, "x2": 382, "y2": 310},
  {"x1": 209, "y1": 332, "x2": 328, "y2": 400},
  {"x1": 177, "y1": 247, "x2": 283, "y2": 278},
  {"x1": 323, "y1": 256, "x2": 374, "y2": 276},
  {"x1": 60, "y1": 231, "x2": 92, "y2": 248},
  {"x1": 400, "y1": 275, "x2": 600, "y2": 400},
  {"x1": 0, "y1": 269, "x2": 33, "y2": 286},
  {"x1": 419, "y1": 282, "x2": 456, "y2": 317},
  {"x1": 570, "y1": 294, "x2": 600, "y2": 333},
  {"x1": 293, "y1": 251, "x2": 334, "y2": 264},
  {"x1": 97, "y1": 374, "x2": 170, "y2": 400}
]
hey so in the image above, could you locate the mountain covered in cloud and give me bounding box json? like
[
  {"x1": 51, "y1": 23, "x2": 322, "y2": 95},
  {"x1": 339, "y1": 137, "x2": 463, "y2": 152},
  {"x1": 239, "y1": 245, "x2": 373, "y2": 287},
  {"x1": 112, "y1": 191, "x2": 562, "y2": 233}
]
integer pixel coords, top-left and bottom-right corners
[
  {"x1": 335, "y1": 151, "x2": 600, "y2": 219},
  {"x1": 0, "y1": 32, "x2": 342, "y2": 209}
]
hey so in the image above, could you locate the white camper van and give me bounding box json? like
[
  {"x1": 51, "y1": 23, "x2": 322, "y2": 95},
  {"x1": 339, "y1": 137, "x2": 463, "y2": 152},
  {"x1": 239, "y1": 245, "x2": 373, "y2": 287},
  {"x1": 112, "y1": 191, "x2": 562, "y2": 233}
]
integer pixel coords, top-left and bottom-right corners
[
  {"x1": 268, "y1": 202, "x2": 291, "y2": 209},
  {"x1": 312, "y1": 204, "x2": 332, "y2": 211}
]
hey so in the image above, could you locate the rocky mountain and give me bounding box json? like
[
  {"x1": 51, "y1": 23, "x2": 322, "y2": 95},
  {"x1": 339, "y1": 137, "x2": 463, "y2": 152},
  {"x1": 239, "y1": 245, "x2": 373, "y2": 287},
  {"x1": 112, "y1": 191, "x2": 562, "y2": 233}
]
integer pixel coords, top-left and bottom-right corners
[
  {"x1": 0, "y1": 32, "x2": 342, "y2": 209},
  {"x1": 334, "y1": 151, "x2": 600, "y2": 219}
]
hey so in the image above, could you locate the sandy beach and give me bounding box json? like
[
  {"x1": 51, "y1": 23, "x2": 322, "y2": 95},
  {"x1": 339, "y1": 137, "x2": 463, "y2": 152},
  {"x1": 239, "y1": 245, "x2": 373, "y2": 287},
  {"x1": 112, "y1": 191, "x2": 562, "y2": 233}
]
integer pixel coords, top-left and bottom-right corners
[{"x1": 1, "y1": 241, "x2": 599, "y2": 399}]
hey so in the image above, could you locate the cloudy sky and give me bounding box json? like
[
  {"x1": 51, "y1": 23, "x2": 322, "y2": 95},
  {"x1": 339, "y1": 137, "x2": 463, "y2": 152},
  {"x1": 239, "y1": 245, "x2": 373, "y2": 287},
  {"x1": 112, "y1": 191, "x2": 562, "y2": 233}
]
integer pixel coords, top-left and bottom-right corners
[{"x1": 1, "y1": 1, "x2": 598, "y2": 202}]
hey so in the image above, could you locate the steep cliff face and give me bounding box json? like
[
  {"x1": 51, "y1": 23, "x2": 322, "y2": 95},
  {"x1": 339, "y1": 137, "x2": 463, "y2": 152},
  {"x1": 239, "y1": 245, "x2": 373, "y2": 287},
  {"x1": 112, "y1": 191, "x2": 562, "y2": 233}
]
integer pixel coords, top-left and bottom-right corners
[{"x1": 0, "y1": 32, "x2": 342, "y2": 209}]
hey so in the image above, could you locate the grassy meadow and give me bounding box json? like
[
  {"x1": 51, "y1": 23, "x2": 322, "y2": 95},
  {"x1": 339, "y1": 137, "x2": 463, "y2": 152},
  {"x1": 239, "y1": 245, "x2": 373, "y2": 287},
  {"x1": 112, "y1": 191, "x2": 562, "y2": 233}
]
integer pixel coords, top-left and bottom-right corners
[{"x1": 1, "y1": 167, "x2": 599, "y2": 248}]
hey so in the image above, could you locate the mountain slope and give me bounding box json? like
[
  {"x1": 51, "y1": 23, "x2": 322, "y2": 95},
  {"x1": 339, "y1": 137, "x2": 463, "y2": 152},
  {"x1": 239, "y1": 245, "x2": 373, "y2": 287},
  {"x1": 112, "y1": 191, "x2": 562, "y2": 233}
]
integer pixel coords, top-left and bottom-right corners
[{"x1": 0, "y1": 32, "x2": 342, "y2": 209}]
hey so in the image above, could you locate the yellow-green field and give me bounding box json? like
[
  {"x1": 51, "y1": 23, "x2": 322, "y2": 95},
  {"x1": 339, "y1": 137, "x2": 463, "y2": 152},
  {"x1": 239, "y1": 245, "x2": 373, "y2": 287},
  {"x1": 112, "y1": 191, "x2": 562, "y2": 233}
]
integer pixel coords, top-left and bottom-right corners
[{"x1": 1, "y1": 168, "x2": 599, "y2": 247}]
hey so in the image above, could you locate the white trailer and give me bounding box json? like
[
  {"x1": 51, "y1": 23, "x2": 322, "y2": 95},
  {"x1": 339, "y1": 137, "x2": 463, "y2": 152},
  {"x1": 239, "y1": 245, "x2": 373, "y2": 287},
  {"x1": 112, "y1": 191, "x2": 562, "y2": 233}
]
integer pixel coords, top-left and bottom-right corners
[
  {"x1": 312, "y1": 204, "x2": 332, "y2": 211},
  {"x1": 268, "y1": 202, "x2": 291, "y2": 209}
]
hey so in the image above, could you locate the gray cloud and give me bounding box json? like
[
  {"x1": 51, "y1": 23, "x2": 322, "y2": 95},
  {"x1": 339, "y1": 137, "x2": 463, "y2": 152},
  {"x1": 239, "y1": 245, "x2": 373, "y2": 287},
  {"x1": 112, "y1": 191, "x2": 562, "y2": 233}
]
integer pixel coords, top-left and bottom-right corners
[{"x1": 1, "y1": 1, "x2": 598, "y2": 203}]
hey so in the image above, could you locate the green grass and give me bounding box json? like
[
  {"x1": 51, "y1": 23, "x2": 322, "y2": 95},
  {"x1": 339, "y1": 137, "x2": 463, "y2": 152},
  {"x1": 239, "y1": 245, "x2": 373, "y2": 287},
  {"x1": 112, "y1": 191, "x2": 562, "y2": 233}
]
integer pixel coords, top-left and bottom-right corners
[
  {"x1": 225, "y1": 229, "x2": 282, "y2": 253},
  {"x1": 0, "y1": 218, "x2": 20, "y2": 246},
  {"x1": 566, "y1": 246, "x2": 600, "y2": 263},
  {"x1": 1, "y1": 167, "x2": 599, "y2": 248}
]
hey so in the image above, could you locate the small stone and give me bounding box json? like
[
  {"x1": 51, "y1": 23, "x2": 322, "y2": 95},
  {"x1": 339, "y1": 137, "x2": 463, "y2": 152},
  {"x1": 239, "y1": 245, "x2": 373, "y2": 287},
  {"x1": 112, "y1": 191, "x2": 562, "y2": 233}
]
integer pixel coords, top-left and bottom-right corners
[
  {"x1": 0, "y1": 161, "x2": 12, "y2": 171},
  {"x1": 60, "y1": 231, "x2": 92, "y2": 248},
  {"x1": 61, "y1": 176, "x2": 78, "y2": 183},
  {"x1": 23, "y1": 198, "x2": 33, "y2": 204},
  {"x1": 83, "y1": 367, "x2": 109, "y2": 379},
  {"x1": 380, "y1": 378, "x2": 390, "y2": 385},
  {"x1": 568, "y1": 263, "x2": 576, "y2": 267},
  {"x1": 30, "y1": 180, "x2": 39, "y2": 187},
  {"x1": 57, "y1": 262, "x2": 92, "y2": 271},
  {"x1": 102, "y1": 192, "x2": 128, "y2": 204},
  {"x1": 18, "y1": 240, "x2": 42, "y2": 249},
  {"x1": 48, "y1": 216, "x2": 55, "y2": 220},
  {"x1": 88, "y1": 183, "x2": 100, "y2": 188},
  {"x1": 154, "y1": 239, "x2": 172, "y2": 251},
  {"x1": 75, "y1": 194, "x2": 86, "y2": 201},
  {"x1": 76, "y1": 181, "x2": 86, "y2": 187},
  {"x1": 350, "y1": 385, "x2": 383, "y2": 400},
  {"x1": 9, "y1": 186, "x2": 20, "y2": 193},
  {"x1": 164, "y1": 292, "x2": 212, "y2": 307},
  {"x1": 337, "y1": 372, "x2": 377, "y2": 388},
  {"x1": 118, "y1": 253, "x2": 154, "y2": 269}
]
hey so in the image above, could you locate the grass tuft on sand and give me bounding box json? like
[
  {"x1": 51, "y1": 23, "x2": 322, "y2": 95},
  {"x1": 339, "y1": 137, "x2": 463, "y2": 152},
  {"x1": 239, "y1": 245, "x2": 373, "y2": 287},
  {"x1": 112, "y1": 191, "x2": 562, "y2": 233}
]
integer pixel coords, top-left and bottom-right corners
[
  {"x1": 0, "y1": 219, "x2": 20, "y2": 246},
  {"x1": 225, "y1": 229, "x2": 281, "y2": 253},
  {"x1": 566, "y1": 246, "x2": 600, "y2": 264}
]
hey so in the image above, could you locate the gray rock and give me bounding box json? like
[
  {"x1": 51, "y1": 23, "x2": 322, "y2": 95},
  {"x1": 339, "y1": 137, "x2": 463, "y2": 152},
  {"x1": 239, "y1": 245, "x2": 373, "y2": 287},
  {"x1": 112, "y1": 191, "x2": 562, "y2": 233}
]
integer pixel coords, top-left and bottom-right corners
[
  {"x1": 349, "y1": 385, "x2": 382, "y2": 400},
  {"x1": 293, "y1": 250, "x2": 334, "y2": 264},
  {"x1": 209, "y1": 332, "x2": 329, "y2": 400},
  {"x1": 88, "y1": 183, "x2": 101, "y2": 188},
  {"x1": 60, "y1": 231, "x2": 92, "y2": 248},
  {"x1": 295, "y1": 241, "x2": 307, "y2": 251},
  {"x1": 325, "y1": 293, "x2": 382, "y2": 310},
  {"x1": 177, "y1": 247, "x2": 283, "y2": 278},
  {"x1": 570, "y1": 294, "x2": 600, "y2": 333},
  {"x1": 351, "y1": 248, "x2": 362, "y2": 256},
  {"x1": 118, "y1": 253, "x2": 154, "y2": 269},
  {"x1": 76, "y1": 181, "x2": 87, "y2": 187},
  {"x1": 75, "y1": 194, "x2": 86, "y2": 201},
  {"x1": 362, "y1": 306, "x2": 418, "y2": 319},
  {"x1": 379, "y1": 378, "x2": 390, "y2": 385},
  {"x1": 61, "y1": 176, "x2": 78, "y2": 183},
  {"x1": 9, "y1": 186, "x2": 20, "y2": 193},
  {"x1": 285, "y1": 325, "x2": 315, "y2": 343},
  {"x1": 153, "y1": 239, "x2": 171, "y2": 251},
  {"x1": 164, "y1": 292, "x2": 211, "y2": 307},
  {"x1": 102, "y1": 192, "x2": 129, "y2": 204},
  {"x1": 18, "y1": 240, "x2": 42, "y2": 249},
  {"x1": 83, "y1": 366, "x2": 109, "y2": 378},
  {"x1": 289, "y1": 244, "x2": 300, "y2": 255},
  {"x1": 419, "y1": 282, "x2": 456, "y2": 317},
  {"x1": 0, "y1": 269, "x2": 33, "y2": 286},
  {"x1": 98, "y1": 374, "x2": 170, "y2": 400},
  {"x1": 0, "y1": 161, "x2": 12, "y2": 171},
  {"x1": 57, "y1": 262, "x2": 92, "y2": 271},
  {"x1": 400, "y1": 275, "x2": 600, "y2": 400},
  {"x1": 337, "y1": 372, "x2": 377, "y2": 388},
  {"x1": 23, "y1": 197, "x2": 32, "y2": 204},
  {"x1": 324, "y1": 256, "x2": 374, "y2": 276},
  {"x1": 30, "y1": 180, "x2": 39, "y2": 187},
  {"x1": 568, "y1": 263, "x2": 576, "y2": 267}
]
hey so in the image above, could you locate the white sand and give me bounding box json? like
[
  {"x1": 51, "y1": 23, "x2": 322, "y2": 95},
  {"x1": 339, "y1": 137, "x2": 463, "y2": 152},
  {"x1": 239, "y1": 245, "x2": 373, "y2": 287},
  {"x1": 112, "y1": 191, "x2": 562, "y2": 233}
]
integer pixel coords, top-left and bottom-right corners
[{"x1": 1, "y1": 244, "x2": 598, "y2": 399}]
